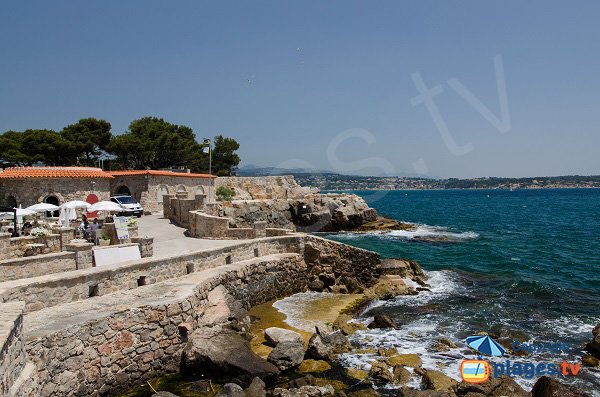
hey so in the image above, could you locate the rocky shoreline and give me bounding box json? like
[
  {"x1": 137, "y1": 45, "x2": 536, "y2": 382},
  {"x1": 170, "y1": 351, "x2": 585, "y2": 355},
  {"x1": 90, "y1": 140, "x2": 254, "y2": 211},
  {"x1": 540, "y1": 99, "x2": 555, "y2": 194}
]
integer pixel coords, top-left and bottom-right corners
[{"x1": 121, "y1": 258, "x2": 596, "y2": 397}]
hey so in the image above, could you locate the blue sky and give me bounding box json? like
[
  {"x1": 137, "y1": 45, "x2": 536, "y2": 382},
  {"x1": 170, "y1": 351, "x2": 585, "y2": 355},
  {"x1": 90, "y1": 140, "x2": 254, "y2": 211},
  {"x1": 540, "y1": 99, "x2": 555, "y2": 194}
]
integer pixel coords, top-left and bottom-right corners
[{"x1": 1, "y1": 1, "x2": 598, "y2": 178}]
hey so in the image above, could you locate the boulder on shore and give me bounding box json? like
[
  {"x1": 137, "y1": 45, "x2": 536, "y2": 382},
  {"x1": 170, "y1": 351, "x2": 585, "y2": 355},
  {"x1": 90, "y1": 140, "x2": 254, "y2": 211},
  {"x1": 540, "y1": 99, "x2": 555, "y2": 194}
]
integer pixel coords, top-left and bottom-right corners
[
  {"x1": 421, "y1": 370, "x2": 456, "y2": 393},
  {"x1": 585, "y1": 323, "x2": 600, "y2": 357},
  {"x1": 273, "y1": 385, "x2": 335, "y2": 397},
  {"x1": 456, "y1": 375, "x2": 528, "y2": 397},
  {"x1": 215, "y1": 384, "x2": 245, "y2": 397},
  {"x1": 306, "y1": 326, "x2": 351, "y2": 360},
  {"x1": 245, "y1": 377, "x2": 266, "y2": 397},
  {"x1": 268, "y1": 341, "x2": 305, "y2": 371},
  {"x1": 368, "y1": 314, "x2": 399, "y2": 329},
  {"x1": 181, "y1": 327, "x2": 279, "y2": 384},
  {"x1": 264, "y1": 327, "x2": 304, "y2": 346},
  {"x1": 531, "y1": 375, "x2": 592, "y2": 397}
]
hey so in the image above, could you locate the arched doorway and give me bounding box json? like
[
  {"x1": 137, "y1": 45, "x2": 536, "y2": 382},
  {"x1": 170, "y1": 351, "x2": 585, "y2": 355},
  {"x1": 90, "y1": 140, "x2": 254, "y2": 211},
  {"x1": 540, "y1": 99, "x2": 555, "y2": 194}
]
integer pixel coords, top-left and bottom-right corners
[
  {"x1": 2, "y1": 195, "x2": 17, "y2": 208},
  {"x1": 156, "y1": 185, "x2": 169, "y2": 203},
  {"x1": 44, "y1": 195, "x2": 60, "y2": 217},
  {"x1": 115, "y1": 185, "x2": 132, "y2": 196}
]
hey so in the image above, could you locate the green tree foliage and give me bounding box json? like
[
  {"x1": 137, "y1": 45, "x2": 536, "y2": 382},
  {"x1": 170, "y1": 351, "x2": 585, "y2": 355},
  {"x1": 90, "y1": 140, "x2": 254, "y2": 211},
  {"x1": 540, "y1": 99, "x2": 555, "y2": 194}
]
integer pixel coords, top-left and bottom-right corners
[
  {"x1": 61, "y1": 118, "x2": 112, "y2": 165},
  {"x1": 216, "y1": 185, "x2": 235, "y2": 201},
  {"x1": 0, "y1": 129, "x2": 79, "y2": 166},
  {"x1": 0, "y1": 131, "x2": 29, "y2": 166},
  {"x1": 212, "y1": 135, "x2": 240, "y2": 176},
  {"x1": 108, "y1": 117, "x2": 204, "y2": 170}
]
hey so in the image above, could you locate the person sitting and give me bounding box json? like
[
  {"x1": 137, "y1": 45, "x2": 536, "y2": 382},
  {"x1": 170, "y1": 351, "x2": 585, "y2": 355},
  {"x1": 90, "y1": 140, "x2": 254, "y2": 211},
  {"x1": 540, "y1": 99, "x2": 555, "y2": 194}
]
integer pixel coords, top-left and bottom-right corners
[
  {"x1": 21, "y1": 221, "x2": 33, "y2": 236},
  {"x1": 8, "y1": 227, "x2": 19, "y2": 237}
]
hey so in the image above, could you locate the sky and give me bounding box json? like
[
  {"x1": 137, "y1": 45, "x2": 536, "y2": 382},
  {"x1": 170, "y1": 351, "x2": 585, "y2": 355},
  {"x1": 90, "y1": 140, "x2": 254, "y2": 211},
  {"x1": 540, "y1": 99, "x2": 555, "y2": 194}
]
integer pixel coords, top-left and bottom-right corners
[{"x1": 1, "y1": 0, "x2": 599, "y2": 178}]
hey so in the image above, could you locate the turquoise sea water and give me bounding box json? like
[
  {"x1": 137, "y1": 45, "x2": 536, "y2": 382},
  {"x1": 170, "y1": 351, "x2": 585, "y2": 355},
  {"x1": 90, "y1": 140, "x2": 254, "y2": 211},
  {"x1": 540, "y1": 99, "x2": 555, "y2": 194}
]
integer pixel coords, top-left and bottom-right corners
[{"x1": 321, "y1": 188, "x2": 600, "y2": 393}]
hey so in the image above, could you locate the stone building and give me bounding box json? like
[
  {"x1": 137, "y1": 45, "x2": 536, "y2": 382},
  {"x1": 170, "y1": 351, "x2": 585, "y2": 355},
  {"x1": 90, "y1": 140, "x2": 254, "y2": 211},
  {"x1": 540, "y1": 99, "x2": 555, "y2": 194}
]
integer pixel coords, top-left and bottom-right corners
[
  {"x1": 0, "y1": 167, "x2": 216, "y2": 214},
  {"x1": 108, "y1": 170, "x2": 216, "y2": 214}
]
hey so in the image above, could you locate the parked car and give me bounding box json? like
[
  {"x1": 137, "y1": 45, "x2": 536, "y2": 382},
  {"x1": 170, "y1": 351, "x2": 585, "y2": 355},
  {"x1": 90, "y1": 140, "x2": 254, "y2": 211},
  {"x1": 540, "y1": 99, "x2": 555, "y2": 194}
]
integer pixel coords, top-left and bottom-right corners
[{"x1": 109, "y1": 195, "x2": 144, "y2": 217}]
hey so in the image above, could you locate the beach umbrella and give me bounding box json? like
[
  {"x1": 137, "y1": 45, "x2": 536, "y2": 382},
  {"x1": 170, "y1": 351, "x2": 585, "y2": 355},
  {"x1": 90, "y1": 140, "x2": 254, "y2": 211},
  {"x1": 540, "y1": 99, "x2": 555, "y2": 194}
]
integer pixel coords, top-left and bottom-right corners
[
  {"x1": 88, "y1": 201, "x2": 123, "y2": 212},
  {"x1": 0, "y1": 208, "x2": 37, "y2": 218},
  {"x1": 26, "y1": 203, "x2": 59, "y2": 212},
  {"x1": 60, "y1": 200, "x2": 91, "y2": 209},
  {"x1": 466, "y1": 335, "x2": 506, "y2": 357}
]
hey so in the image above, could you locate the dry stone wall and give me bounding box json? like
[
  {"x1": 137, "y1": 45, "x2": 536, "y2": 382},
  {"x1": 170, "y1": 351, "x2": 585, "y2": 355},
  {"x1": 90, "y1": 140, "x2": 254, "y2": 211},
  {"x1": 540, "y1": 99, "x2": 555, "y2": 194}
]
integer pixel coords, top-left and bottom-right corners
[
  {"x1": 25, "y1": 253, "x2": 307, "y2": 397},
  {"x1": 0, "y1": 252, "x2": 77, "y2": 282},
  {"x1": 216, "y1": 176, "x2": 317, "y2": 200}
]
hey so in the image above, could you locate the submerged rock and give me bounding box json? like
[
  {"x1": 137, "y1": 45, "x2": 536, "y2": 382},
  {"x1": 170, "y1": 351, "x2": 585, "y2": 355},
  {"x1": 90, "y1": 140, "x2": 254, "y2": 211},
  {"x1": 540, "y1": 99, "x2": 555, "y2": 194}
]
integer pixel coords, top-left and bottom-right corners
[
  {"x1": 334, "y1": 314, "x2": 368, "y2": 335},
  {"x1": 273, "y1": 385, "x2": 335, "y2": 397},
  {"x1": 181, "y1": 327, "x2": 279, "y2": 384},
  {"x1": 289, "y1": 375, "x2": 317, "y2": 388},
  {"x1": 582, "y1": 353, "x2": 599, "y2": 367},
  {"x1": 347, "y1": 388, "x2": 380, "y2": 397},
  {"x1": 264, "y1": 327, "x2": 304, "y2": 346},
  {"x1": 531, "y1": 375, "x2": 592, "y2": 397},
  {"x1": 268, "y1": 341, "x2": 305, "y2": 371},
  {"x1": 377, "y1": 346, "x2": 399, "y2": 357},
  {"x1": 298, "y1": 359, "x2": 332, "y2": 374},
  {"x1": 367, "y1": 314, "x2": 399, "y2": 329},
  {"x1": 215, "y1": 384, "x2": 245, "y2": 397}
]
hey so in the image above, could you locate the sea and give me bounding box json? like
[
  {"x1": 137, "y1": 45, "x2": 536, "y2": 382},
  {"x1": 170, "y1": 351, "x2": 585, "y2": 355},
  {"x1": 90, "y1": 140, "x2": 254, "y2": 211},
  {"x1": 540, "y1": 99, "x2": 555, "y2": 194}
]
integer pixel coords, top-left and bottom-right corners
[{"x1": 278, "y1": 188, "x2": 600, "y2": 394}]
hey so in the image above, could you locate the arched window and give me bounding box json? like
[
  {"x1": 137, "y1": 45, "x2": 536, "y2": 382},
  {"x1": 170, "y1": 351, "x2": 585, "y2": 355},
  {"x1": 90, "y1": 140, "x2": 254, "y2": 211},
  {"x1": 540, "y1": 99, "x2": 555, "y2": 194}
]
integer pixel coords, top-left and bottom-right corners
[
  {"x1": 194, "y1": 186, "x2": 206, "y2": 196},
  {"x1": 156, "y1": 185, "x2": 169, "y2": 203},
  {"x1": 176, "y1": 185, "x2": 187, "y2": 193}
]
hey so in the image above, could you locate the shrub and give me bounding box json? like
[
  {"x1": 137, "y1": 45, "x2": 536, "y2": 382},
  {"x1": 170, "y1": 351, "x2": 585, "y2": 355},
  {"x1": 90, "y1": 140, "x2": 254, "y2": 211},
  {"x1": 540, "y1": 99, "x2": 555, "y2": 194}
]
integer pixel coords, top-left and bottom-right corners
[{"x1": 216, "y1": 186, "x2": 235, "y2": 202}]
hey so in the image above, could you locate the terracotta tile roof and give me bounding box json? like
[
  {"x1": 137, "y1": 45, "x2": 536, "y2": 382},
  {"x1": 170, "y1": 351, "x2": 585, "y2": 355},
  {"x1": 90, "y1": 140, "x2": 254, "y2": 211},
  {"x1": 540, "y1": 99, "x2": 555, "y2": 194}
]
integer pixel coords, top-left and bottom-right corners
[
  {"x1": 0, "y1": 167, "x2": 114, "y2": 179},
  {"x1": 108, "y1": 170, "x2": 217, "y2": 179}
]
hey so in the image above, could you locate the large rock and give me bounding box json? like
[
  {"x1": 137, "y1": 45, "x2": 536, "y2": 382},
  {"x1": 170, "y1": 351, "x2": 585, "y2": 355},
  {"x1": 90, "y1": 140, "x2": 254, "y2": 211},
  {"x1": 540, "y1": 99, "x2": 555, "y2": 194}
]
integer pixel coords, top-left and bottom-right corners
[
  {"x1": 268, "y1": 341, "x2": 305, "y2": 371},
  {"x1": 246, "y1": 377, "x2": 266, "y2": 397},
  {"x1": 152, "y1": 393, "x2": 179, "y2": 397},
  {"x1": 398, "y1": 388, "x2": 451, "y2": 397},
  {"x1": 298, "y1": 360, "x2": 332, "y2": 374},
  {"x1": 215, "y1": 384, "x2": 245, "y2": 397},
  {"x1": 264, "y1": 327, "x2": 304, "y2": 346},
  {"x1": 585, "y1": 323, "x2": 600, "y2": 357},
  {"x1": 422, "y1": 370, "x2": 456, "y2": 393},
  {"x1": 531, "y1": 375, "x2": 592, "y2": 397},
  {"x1": 369, "y1": 360, "x2": 394, "y2": 382},
  {"x1": 334, "y1": 314, "x2": 368, "y2": 335},
  {"x1": 387, "y1": 354, "x2": 422, "y2": 368},
  {"x1": 371, "y1": 276, "x2": 413, "y2": 300},
  {"x1": 306, "y1": 326, "x2": 351, "y2": 360},
  {"x1": 393, "y1": 366, "x2": 411, "y2": 384},
  {"x1": 200, "y1": 285, "x2": 250, "y2": 333},
  {"x1": 368, "y1": 314, "x2": 399, "y2": 329},
  {"x1": 181, "y1": 327, "x2": 280, "y2": 384},
  {"x1": 456, "y1": 375, "x2": 528, "y2": 397}
]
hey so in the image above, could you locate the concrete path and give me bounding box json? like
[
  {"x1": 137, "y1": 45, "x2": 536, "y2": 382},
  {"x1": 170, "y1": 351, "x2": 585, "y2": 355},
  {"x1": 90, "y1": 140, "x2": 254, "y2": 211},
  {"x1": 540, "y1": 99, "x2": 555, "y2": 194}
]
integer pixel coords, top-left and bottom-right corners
[{"x1": 136, "y1": 214, "x2": 248, "y2": 258}]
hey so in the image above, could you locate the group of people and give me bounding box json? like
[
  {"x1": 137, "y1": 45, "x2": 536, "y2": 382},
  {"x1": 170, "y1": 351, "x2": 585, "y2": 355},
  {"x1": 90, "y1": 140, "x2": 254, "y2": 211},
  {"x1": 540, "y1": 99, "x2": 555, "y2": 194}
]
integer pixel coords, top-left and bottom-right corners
[
  {"x1": 6, "y1": 219, "x2": 41, "y2": 237},
  {"x1": 80, "y1": 215, "x2": 101, "y2": 242}
]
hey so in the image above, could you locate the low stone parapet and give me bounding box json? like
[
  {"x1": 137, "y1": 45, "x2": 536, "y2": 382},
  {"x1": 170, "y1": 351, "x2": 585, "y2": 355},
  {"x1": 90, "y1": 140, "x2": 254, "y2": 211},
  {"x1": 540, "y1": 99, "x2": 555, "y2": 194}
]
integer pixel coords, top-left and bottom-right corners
[
  {"x1": 0, "y1": 252, "x2": 77, "y2": 281},
  {"x1": 0, "y1": 236, "x2": 303, "y2": 313}
]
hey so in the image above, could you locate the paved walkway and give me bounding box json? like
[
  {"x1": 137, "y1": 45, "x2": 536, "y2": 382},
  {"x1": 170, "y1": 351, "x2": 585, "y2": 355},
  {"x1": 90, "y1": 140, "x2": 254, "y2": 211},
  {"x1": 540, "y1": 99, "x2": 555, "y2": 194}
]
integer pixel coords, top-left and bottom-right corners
[{"x1": 136, "y1": 214, "x2": 248, "y2": 258}]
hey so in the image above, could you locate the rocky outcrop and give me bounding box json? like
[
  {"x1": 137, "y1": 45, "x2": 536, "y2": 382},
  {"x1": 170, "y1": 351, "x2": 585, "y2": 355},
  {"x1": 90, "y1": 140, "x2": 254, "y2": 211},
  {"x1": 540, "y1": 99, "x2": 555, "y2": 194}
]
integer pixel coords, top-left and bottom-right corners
[
  {"x1": 273, "y1": 384, "x2": 335, "y2": 397},
  {"x1": 213, "y1": 193, "x2": 378, "y2": 233},
  {"x1": 530, "y1": 376, "x2": 592, "y2": 397},
  {"x1": 181, "y1": 327, "x2": 280, "y2": 384},
  {"x1": 585, "y1": 323, "x2": 600, "y2": 357},
  {"x1": 268, "y1": 341, "x2": 305, "y2": 371}
]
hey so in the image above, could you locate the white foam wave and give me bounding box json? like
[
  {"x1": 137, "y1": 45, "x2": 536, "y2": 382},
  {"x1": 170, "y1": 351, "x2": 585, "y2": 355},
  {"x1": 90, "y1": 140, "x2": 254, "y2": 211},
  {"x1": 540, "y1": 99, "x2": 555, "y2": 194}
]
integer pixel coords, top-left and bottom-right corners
[
  {"x1": 383, "y1": 224, "x2": 480, "y2": 241},
  {"x1": 381, "y1": 270, "x2": 466, "y2": 308}
]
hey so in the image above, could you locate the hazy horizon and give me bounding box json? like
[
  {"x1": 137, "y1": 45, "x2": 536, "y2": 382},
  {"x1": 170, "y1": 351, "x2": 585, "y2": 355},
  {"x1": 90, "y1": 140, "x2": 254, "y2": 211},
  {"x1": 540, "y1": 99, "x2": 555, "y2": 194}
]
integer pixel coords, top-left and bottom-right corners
[{"x1": 1, "y1": 1, "x2": 599, "y2": 179}]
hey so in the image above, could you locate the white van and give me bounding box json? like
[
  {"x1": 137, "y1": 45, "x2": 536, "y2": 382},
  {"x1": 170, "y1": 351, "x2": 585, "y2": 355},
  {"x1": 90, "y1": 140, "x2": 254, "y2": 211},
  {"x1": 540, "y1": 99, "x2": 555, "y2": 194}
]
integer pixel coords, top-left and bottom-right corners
[{"x1": 109, "y1": 195, "x2": 144, "y2": 217}]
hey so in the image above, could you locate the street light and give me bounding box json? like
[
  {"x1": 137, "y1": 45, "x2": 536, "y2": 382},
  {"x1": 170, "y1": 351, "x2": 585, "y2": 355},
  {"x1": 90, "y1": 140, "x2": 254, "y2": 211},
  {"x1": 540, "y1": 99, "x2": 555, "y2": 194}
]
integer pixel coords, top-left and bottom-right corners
[{"x1": 202, "y1": 138, "x2": 212, "y2": 175}]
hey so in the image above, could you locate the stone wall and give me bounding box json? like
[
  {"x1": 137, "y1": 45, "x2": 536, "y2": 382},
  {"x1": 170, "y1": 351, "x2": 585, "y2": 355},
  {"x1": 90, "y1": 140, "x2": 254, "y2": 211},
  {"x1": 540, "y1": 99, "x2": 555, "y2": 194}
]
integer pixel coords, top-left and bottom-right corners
[
  {"x1": 187, "y1": 210, "x2": 272, "y2": 240},
  {"x1": 0, "y1": 178, "x2": 111, "y2": 209},
  {"x1": 216, "y1": 176, "x2": 317, "y2": 200},
  {"x1": 163, "y1": 194, "x2": 207, "y2": 228},
  {"x1": 25, "y1": 253, "x2": 307, "y2": 396},
  {"x1": 0, "y1": 301, "x2": 39, "y2": 397},
  {"x1": 0, "y1": 233, "x2": 62, "y2": 260},
  {"x1": 147, "y1": 174, "x2": 214, "y2": 214},
  {"x1": 0, "y1": 252, "x2": 77, "y2": 282},
  {"x1": 0, "y1": 236, "x2": 302, "y2": 313}
]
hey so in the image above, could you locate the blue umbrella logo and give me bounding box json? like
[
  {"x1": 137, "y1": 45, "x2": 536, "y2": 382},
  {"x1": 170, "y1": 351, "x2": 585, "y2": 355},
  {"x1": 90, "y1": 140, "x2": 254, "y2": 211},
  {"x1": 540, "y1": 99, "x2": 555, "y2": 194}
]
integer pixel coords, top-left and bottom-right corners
[{"x1": 466, "y1": 335, "x2": 506, "y2": 357}]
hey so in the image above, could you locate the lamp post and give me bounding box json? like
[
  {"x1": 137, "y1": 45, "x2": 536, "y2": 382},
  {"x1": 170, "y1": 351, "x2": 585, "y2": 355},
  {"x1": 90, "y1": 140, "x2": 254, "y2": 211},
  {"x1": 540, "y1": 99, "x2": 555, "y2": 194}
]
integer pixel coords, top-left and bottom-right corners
[{"x1": 202, "y1": 138, "x2": 212, "y2": 175}]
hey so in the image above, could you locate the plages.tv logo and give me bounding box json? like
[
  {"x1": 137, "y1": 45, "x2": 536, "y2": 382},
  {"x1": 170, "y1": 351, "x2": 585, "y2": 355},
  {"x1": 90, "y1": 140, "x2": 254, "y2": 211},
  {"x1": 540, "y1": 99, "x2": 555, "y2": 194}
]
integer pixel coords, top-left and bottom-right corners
[{"x1": 460, "y1": 334, "x2": 582, "y2": 384}]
